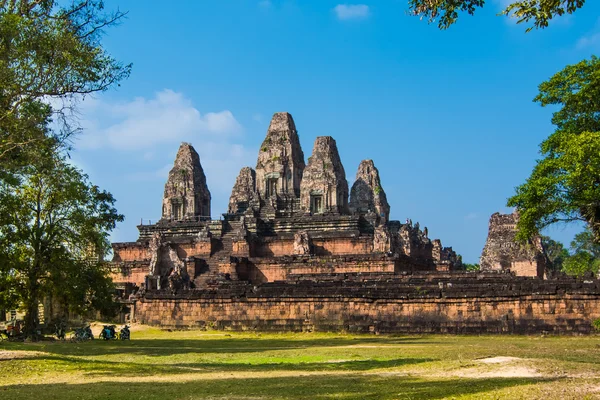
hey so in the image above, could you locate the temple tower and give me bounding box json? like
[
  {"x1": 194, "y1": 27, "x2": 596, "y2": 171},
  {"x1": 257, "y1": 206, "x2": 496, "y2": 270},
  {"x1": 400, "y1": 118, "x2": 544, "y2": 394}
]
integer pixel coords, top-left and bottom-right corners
[
  {"x1": 161, "y1": 142, "x2": 211, "y2": 220},
  {"x1": 228, "y1": 167, "x2": 256, "y2": 215},
  {"x1": 300, "y1": 136, "x2": 348, "y2": 214},
  {"x1": 349, "y1": 159, "x2": 390, "y2": 222},
  {"x1": 255, "y1": 112, "x2": 305, "y2": 199}
]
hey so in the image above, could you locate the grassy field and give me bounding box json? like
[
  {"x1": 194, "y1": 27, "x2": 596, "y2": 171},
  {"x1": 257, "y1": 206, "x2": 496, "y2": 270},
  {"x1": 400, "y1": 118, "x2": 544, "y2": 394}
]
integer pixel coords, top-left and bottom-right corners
[{"x1": 1, "y1": 325, "x2": 599, "y2": 399}]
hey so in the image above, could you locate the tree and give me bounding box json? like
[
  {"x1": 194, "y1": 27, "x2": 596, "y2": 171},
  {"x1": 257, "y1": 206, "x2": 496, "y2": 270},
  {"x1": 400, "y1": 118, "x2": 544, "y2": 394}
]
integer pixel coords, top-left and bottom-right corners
[
  {"x1": 462, "y1": 263, "x2": 480, "y2": 271},
  {"x1": 541, "y1": 236, "x2": 569, "y2": 271},
  {"x1": 0, "y1": 155, "x2": 123, "y2": 336},
  {"x1": 0, "y1": 0, "x2": 131, "y2": 169},
  {"x1": 561, "y1": 227, "x2": 600, "y2": 276},
  {"x1": 507, "y1": 57, "x2": 600, "y2": 244},
  {"x1": 409, "y1": 0, "x2": 586, "y2": 31}
]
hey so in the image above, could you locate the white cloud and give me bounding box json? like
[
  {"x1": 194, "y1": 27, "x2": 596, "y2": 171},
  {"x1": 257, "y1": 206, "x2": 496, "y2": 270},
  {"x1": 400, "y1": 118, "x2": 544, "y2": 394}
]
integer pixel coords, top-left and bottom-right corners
[
  {"x1": 73, "y1": 89, "x2": 256, "y2": 217},
  {"x1": 77, "y1": 89, "x2": 242, "y2": 151},
  {"x1": 464, "y1": 212, "x2": 478, "y2": 221},
  {"x1": 333, "y1": 4, "x2": 370, "y2": 21},
  {"x1": 576, "y1": 31, "x2": 600, "y2": 50}
]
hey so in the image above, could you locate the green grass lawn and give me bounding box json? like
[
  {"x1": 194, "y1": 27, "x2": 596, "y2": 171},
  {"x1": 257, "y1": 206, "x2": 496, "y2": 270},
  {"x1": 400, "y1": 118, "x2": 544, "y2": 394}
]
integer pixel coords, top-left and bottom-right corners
[{"x1": 1, "y1": 325, "x2": 599, "y2": 399}]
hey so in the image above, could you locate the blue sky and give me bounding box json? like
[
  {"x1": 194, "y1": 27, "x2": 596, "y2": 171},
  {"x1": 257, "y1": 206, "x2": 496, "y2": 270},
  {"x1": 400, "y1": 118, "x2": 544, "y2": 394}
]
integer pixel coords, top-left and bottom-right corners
[{"x1": 68, "y1": 0, "x2": 600, "y2": 263}]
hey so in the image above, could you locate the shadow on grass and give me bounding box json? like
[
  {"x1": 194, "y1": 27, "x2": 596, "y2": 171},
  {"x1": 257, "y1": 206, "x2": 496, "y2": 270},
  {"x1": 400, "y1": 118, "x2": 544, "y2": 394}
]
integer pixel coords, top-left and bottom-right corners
[
  {"x1": 35, "y1": 355, "x2": 435, "y2": 377},
  {"x1": 0, "y1": 374, "x2": 554, "y2": 400},
  {"x1": 1, "y1": 336, "x2": 438, "y2": 357}
]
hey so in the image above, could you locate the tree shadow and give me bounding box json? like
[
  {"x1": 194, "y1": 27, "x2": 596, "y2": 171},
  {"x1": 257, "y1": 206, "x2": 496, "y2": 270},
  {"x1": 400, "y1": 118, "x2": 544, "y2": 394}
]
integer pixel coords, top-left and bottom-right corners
[
  {"x1": 5, "y1": 336, "x2": 440, "y2": 357},
  {"x1": 35, "y1": 355, "x2": 435, "y2": 377},
  {"x1": 0, "y1": 374, "x2": 556, "y2": 400}
]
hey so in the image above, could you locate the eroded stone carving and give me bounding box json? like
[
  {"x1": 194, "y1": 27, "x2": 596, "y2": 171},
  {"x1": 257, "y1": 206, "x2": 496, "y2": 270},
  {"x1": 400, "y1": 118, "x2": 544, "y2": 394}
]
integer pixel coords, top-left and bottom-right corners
[
  {"x1": 148, "y1": 232, "x2": 164, "y2": 276},
  {"x1": 293, "y1": 230, "x2": 312, "y2": 255},
  {"x1": 300, "y1": 136, "x2": 348, "y2": 214},
  {"x1": 161, "y1": 143, "x2": 211, "y2": 221},
  {"x1": 228, "y1": 167, "x2": 257, "y2": 215},
  {"x1": 373, "y1": 225, "x2": 391, "y2": 253},
  {"x1": 480, "y1": 211, "x2": 546, "y2": 277},
  {"x1": 349, "y1": 160, "x2": 390, "y2": 222},
  {"x1": 196, "y1": 225, "x2": 212, "y2": 242}
]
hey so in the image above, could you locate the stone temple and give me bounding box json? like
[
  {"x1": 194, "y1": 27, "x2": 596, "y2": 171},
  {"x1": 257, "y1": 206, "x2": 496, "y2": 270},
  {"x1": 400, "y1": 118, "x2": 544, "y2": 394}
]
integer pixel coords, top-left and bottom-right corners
[
  {"x1": 110, "y1": 112, "x2": 600, "y2": 334},
  {"x1": 112, "y1": 112, "x2": 460, "y2": 291}
]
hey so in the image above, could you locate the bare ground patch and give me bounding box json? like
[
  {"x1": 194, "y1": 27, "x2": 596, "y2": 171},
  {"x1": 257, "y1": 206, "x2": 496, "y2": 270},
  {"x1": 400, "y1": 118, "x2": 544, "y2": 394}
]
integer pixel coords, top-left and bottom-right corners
[{"x1": 0, "y1": 350, "x2": 45, "y2": 361}]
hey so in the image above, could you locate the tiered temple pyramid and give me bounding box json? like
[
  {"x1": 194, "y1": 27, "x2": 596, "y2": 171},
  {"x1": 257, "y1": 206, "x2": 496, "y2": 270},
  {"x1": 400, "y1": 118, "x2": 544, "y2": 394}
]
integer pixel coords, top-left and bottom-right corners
[{"x1": 111, "y1": 112, "x2": 462, "y2": 293}]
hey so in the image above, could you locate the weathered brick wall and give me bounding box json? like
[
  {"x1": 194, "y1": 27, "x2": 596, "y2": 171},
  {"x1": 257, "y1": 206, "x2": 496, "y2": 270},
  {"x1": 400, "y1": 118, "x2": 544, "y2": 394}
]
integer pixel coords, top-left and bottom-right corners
[
  {"x1": 111, "y1": 263, "x2": 148, "y2": 286},
  {"x1": 176, "y1": 241, "x2": 212, "y2": 258},
  {"x1": 251, "y1": 236, "x2": 373, "y2": 258},
  {"x1": 236, "y1": 256, "x2": 396, "y2": 284},
  {"x1": 133, "y1": 277, "x2": 600, "y2": 334},
  {"x1": 112, "y1": 243, "x2": 148, "y2": 262}
]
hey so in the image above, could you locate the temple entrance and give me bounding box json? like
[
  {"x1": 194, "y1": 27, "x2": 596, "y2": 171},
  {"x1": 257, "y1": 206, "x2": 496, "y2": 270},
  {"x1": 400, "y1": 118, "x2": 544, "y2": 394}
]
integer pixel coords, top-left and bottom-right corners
[
  {"x1": 310, "y1": 194, "x2": 323, "y2": 214},
  {"x1": 171, "y1": 200, "x2": 182, "y2": 220},
  {"x1": 266, "y1": 178, "x2": 278, "y2": 197}
]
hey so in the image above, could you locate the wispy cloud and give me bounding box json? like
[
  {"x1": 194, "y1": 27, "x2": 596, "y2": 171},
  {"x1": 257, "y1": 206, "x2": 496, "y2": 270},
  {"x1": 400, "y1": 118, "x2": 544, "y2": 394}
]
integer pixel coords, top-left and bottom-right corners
[
  {"x1": 464, "y1": 212, "x2": 478, "y2": 221},
  {"x1": 77, "y1": 89, "x2": 242, "y2": 150},
  {"x1": 74, "y1": 90, "x2": 255, "y2": 206},
  {"x1": 258, "y1": 0, "x2": 271, "y2": 9},
  {"x1": 333, "y1": 4, "x2": 370, "y2": 21},
  {"x1": 577, "y1": 32, "x2": 600, "y2": 50}
]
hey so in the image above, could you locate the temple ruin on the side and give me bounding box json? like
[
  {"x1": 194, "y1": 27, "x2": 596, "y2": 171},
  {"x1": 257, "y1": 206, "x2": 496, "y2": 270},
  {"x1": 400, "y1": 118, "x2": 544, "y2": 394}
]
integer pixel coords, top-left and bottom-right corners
[{"x1": 110, "y1": 112, "x2": 600, "y2": 334}]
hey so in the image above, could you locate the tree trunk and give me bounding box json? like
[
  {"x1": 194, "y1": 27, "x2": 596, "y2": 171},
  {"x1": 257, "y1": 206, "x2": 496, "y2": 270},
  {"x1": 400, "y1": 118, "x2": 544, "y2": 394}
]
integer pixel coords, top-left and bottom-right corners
[{"x1": 23, "y1": 296, "x2": 39, "y2": 339}]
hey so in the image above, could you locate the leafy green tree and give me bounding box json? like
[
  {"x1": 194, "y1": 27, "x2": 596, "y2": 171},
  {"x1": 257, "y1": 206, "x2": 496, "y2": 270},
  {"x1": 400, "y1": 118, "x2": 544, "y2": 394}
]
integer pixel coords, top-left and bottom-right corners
[
  {"x1": 562, "y1": 251, "x2": 599, "y2": 277},
  {"x1": 462, "y1": 263, "x2": 480, "y2": 271},
  {"x1": 409, "y1": 0, "x2": 586, "y2": 31},
  {"x1": 561, "y1": 228, "x2": 600, "y2": 276},
  {"x1": 0, "y1": 0, "x2": 131, "y2": 169},
  {"x1": 0, "y1": 156, "x2": 123, "y2": 336},
  {"x1": 571, "y1": 228, "x2": 600, "y2": 258},
  {"x1": 507, "y1": 57, "x2": 600, "y2": 244},
  {"x1": 541, "y1": 236, "x2": 569, "y2": 271}
]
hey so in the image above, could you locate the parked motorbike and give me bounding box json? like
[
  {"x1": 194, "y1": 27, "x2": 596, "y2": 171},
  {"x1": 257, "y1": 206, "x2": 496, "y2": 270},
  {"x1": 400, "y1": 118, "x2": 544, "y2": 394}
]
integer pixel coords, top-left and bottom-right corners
[
  {"x1": 119, "y1": 325, "x2": 130, "y2": 340},
  {"x1": 73, "y1": 325, "x2": 94, "y2": 341},
  {"x1": 100, "y1": 325, "x2": 117, "y2": 340}
]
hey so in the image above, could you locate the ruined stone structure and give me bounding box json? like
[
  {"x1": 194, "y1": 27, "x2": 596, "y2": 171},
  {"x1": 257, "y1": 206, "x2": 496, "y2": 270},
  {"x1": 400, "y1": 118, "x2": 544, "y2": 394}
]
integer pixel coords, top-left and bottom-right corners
[
  {"x1": 300, "y1": 136, "x2": 348, "y2": 214},
  {"x1": 480, "y1": 211, "x2": 546, "y2": 278},
  {"x1": 161, "y1": 143, "x2": 211, "y2": 221},
  {"x1": 109, "y1": 112, "x2": 600, "y2": 334},
  {"x1": 349, "y1": 159, "x2": 390, "y2": 222}
]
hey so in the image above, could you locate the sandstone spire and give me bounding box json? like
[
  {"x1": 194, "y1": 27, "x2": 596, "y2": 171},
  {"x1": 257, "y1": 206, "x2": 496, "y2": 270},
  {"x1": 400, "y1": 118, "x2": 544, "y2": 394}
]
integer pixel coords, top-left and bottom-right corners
[
  {"x1": 161, "y1": 142, "x2": 211, "y2": 220},
  {"x1": 228, "y1": 167, "x2": 256, "y2": 214},
  {"x1": 255, "y1": 112, "x2": 305, "y2": 198},
  {"x1": 300, "y1": 136, "x2": 348, "y2": 214},
  {"x1": 349, "y1": 159, "x2": 390, "y2": 222}
]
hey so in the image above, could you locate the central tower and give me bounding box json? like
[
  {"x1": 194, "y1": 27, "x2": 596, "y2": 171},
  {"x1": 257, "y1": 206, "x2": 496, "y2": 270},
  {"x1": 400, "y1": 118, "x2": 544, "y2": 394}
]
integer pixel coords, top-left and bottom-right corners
[{"x1": 255, "y1": 112, "x2": 305, "y2": 198}]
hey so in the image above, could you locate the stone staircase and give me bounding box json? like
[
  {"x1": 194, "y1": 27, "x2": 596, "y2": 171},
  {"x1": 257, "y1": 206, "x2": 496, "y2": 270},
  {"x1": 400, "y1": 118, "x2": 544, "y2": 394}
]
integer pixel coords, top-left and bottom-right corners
[{"x1": 194, "y1": 221, "x2": 240, "y2": 288}]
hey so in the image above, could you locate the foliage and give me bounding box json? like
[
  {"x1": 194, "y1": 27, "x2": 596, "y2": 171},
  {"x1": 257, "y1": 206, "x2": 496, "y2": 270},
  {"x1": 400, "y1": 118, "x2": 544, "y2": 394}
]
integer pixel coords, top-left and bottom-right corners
[
  {"x1": 593, "y1": 318, "x2": 600, "y2": 331},
  {"x1": 0, "y1": 0, "x2": 131, "y2": 169},
  {"x1": 462, "y1": 263, "x2": 480, "y2": 271},
  {"x1": 0, "y1": 156, "x2": 123, "y2": 336},
  {"x1": 541, "y1": 236, "x2": 569, "y2": 271},
  {"x1": 508, "y1": 56, "x2": 600, "y2": 244},
  {"x1": 408, "y1": 0, "x2": 586, "y2": 31},
  {"x1": 562, "y1": 251, "x2": 599, "y2": 277},
  {"x1": 570, "y1": 228, "x2": 600, "y2": 258},
  {"x1": 559, "y1": 227, "x2": 600, "y2": 277}
]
